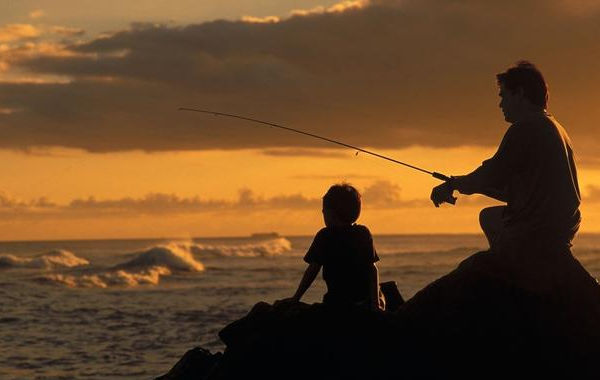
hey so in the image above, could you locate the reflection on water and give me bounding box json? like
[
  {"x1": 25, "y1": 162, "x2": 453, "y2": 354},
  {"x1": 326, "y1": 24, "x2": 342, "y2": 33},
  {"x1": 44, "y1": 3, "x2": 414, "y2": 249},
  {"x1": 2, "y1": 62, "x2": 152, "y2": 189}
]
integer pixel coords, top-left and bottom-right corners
[{"x1": 1, "y1": 234, "x2": 598, "y2": 379}]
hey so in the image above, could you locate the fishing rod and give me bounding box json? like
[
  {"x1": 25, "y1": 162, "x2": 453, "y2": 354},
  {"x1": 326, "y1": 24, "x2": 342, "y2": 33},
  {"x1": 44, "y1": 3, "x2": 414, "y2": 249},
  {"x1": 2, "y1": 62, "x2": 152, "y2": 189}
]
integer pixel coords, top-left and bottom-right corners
[{"x1": 178, "y1": 107, "x2": 456, "y2": 204}]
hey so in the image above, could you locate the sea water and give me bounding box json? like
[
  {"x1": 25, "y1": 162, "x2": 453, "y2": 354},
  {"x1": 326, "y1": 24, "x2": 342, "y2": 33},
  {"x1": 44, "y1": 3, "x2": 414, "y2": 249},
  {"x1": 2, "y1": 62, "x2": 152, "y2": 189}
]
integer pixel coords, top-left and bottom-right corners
[{"x1": 1, "y1": 234, "x2": 599, "y2": 379}]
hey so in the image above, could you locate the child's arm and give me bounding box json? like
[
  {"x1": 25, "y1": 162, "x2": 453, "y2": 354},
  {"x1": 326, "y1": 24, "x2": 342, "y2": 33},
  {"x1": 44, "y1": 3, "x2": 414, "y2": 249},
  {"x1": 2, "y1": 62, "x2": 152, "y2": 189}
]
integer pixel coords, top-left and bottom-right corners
[
  {"x1": 369, "y1": 263, "x2": 382, "y2": 310},
  {"x1": 291, "y1": 262, "x2": 322, "y2": 302}
]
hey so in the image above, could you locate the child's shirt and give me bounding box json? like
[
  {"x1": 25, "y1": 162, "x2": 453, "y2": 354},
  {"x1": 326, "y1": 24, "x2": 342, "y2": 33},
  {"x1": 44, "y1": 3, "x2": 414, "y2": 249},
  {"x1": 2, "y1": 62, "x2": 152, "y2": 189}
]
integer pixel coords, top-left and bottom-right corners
[{"x1": 304, "y1": 224, "x2": 379, "y2": 305}]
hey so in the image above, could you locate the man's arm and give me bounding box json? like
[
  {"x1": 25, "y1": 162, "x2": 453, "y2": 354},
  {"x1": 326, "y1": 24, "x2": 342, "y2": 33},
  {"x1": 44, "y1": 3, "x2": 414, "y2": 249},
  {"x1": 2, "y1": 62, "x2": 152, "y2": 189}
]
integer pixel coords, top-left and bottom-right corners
[
  {"x1": 451, "y1": 172, "x2": 507, "y2": 202},
  {"x1": 291, "y1": 262, "x2": 322, "y2": 302},
  {"x1": 431, "y1": 125, "x2": 524, "y2": 205}
]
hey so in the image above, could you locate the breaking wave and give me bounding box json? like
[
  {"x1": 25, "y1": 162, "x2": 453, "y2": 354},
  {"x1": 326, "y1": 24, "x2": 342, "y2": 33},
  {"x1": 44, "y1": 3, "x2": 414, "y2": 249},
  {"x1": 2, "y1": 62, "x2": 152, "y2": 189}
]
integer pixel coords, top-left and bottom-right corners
[
  {"x1": 34, "y1": 238, "x2": 290, "y2": 288},
  {"x1": 40, "y1": 243, "x2": 204, "y2": 288},
  {"x1": 41, "y1": 267, "x2": 172, "y2": 288},
  {"x1": 116, "y1": 244, "x2": 205, "y2": 272},
  {"x1": 0, "y1": 250, "x2": 89, "y2": 269},
  {"x1": 183, "y1": 237, "x2": 292, "y2": 257}
]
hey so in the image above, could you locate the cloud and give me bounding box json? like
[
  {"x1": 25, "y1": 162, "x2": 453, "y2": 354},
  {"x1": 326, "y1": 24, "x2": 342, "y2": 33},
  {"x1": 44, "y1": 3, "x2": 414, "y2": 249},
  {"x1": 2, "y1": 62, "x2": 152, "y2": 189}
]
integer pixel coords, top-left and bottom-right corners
[
  {"x1": 0, "y1": 24, "x2": 41, "y2": 42},
  {"x1": 0, "y1": 191, "x2": 55, "y2": 209},
  {"x1": 67, "y1": 189, "x2": 320, "y2": 214},
  {"x1": 0, "y1": 178, "x2": 505, "y2": 220},
  {"x1": 0, "y1": 189, "x2": 319, "y2": 220},
  {"x1": 65, "y1": 189, "x2": 318, "y2": 214},
  {"x1": 362, "y1": 180, "x2": 502, "y2": 208},
  {"x1": 0, "y1": 107, "x2": 19, "y2": 115},
  {"x1": 67, "y1": 193, "x2": 228, "y2": 213},
  {"x1": 558, "y1": 0, "x2": 600, "y2": 15},
  {"x1": 51, "y1": 26, "x2": 85, "y2": 37},
  {"x1": 29, "y1": 10, "x2": 45, "y2": 20},
  {"x1": 0, "y1": 40, "x2": 85, "y2": 75},
  {"x1": 241, "y1": 16, "x2": 280, "y2": 24},
  {"x1": 291, "y1": 0, "x2": 368, "y2": 16},
  {"x1": 1, "y1": 0, "x2": 599, "y2": 155},
  {"x1": 363, "y1": 180, "x2": 407, "y2": 207}
]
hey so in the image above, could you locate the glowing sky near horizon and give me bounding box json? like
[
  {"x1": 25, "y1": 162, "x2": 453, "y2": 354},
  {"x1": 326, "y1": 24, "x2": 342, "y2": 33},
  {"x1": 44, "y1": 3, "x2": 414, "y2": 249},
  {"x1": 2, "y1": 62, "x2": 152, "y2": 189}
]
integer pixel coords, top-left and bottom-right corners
[{"x1": 1, "y1": 0, "x2": 599, "y2": 240}]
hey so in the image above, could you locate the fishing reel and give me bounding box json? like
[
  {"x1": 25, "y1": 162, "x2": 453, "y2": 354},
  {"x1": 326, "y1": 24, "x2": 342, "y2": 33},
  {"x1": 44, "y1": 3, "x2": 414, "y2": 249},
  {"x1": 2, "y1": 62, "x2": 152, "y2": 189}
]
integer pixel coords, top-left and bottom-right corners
[{"x1": 431, "y1": 172, "x2": 458, "y2": 206}]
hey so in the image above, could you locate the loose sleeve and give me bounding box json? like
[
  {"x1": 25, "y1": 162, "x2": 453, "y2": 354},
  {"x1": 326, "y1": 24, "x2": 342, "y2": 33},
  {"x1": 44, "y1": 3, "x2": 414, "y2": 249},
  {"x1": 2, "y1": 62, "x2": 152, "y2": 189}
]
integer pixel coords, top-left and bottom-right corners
[
  {"x1": 454, "y1": 124, "x2": 528, "y2": 198},
  {"x1": 304, "y1": 228, "x2": 327, "y2": 264}
]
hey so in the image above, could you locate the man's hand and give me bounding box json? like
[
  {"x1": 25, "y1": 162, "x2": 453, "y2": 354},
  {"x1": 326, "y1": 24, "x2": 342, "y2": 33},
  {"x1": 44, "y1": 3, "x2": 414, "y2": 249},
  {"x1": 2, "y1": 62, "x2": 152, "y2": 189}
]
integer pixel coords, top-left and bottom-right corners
[{"x1": 430, "y1": 181, "x2": 456, "y2": 207}]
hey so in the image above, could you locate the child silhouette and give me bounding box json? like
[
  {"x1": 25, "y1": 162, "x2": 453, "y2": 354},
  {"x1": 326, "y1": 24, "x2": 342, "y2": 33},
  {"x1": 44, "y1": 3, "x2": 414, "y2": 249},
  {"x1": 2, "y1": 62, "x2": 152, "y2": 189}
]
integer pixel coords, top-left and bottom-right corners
[{"x1": 288, "y1": 183, "x2": 382, "y2": 310}]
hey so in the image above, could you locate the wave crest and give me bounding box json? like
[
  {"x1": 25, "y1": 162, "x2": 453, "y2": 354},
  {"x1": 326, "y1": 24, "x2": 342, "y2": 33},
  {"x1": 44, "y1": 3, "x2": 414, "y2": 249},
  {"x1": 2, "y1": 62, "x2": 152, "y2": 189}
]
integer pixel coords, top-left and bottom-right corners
[
  {"x1": 117, "y1": 244, "x2": 205, "y2": 272},
  {"x1": 0, "y1": 250, "x2": 89, "y2": 269},
  {"x1": 41, "y1": 266, "x2": 172, "y2": 288},
  {"x1": 185, "y1": 237, "x2": 292, "y2": 257},
  {"x1": 33, "y1": 238, "x2": 290, "y2": 289},
  {"x1": 40, "y1": 243, "x2": 203, "y2": 288}
]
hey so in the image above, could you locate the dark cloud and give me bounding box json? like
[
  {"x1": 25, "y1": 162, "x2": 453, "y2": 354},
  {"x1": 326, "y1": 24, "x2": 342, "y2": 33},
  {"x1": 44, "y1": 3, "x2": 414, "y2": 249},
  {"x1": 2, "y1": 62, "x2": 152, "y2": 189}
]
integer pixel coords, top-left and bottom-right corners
[
  {"x1": 51, "y1": 26, "x2": 85, "y2": 37},
  {"x1": 1, "y1": 0, "x2": 599, "y2": 154}
]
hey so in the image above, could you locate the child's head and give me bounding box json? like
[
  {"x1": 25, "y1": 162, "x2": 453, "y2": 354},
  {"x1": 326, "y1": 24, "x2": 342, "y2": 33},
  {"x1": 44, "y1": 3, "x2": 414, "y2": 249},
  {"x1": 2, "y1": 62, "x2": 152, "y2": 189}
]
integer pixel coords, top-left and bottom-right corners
[{"x1": 322, "y1": 183, "x2": 361, "y2": 226}]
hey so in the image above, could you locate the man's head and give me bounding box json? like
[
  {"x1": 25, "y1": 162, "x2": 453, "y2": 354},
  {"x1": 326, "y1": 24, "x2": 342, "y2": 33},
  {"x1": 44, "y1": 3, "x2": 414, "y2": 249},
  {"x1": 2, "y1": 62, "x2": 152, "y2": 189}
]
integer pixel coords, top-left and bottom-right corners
[
  {"x1": 497, "y1": 61, "x2": 548, "y2": 123},
  {"x1": 322, "y1": 183, "x2": 361, "y2": 226}
]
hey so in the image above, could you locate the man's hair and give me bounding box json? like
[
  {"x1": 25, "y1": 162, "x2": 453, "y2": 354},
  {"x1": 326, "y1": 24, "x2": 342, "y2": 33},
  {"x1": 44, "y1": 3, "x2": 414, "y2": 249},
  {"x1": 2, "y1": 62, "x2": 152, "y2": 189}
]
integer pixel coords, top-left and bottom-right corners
[
  {"x1": 323, "y1": 183, "x2": 361, "y2": 224},
  {"x1": 496, "y1": 61, "x2": 548, "y2": 108}
]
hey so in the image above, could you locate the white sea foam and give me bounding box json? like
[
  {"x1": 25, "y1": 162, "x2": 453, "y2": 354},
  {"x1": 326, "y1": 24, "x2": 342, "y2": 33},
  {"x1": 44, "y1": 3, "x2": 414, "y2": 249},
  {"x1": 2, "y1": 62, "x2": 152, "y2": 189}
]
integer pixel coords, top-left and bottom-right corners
[
  {"x1": 117, "y1": 244, "x2": 204, "y2": 271},
  {"x1": 42, "y1": 266, "x2": 172, "y2": 288},
  {"x1": 183, "y1": 237, "x2": 292, "y2": 257},
  {"x1": 40, "y1": 243, "x2": 203, "y2": 288},
  {"x1": 0, "y1": 250, "x2": 89, "y2": 269},
  {"x1": 35, "y1": 238, "x2": 290, "y2": 288}
]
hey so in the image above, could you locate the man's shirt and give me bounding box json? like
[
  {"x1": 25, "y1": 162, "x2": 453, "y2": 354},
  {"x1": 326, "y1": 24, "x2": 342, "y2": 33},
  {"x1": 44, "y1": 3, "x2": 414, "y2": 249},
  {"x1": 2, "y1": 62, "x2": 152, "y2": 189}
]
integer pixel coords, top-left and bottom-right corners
[{"x1": 455, "y1": 112, "x2": 581, "y2": 243}]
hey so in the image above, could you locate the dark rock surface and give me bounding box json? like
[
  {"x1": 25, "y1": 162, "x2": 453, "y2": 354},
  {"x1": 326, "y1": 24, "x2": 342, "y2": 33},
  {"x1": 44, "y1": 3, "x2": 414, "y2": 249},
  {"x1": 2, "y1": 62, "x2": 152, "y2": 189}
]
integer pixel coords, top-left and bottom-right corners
[
  {"x1": 157, "y1": 244, "x2": 600, "y2": 379},
  {"x1": 155, "y1": 347, "x2": 221, "y2": 380}
]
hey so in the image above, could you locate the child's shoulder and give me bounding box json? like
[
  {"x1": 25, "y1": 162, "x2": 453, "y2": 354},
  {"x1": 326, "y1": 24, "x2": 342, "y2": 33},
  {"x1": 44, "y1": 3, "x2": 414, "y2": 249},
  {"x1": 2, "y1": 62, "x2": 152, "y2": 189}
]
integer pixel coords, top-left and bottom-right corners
[
  {"x1": 314, "y1": 225, "x2": 372, "y2": 240},
  {"x1": 352, "y1": 224, "x2": 372, "y2": 236}
]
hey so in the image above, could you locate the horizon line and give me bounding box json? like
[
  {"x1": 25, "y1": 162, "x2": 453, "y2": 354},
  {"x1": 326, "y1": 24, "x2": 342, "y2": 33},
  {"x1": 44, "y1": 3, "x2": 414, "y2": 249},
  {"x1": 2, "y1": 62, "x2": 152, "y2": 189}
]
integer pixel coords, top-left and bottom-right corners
[{"x1": 1, "y1": 232, "x2": 600, "y2": 244}]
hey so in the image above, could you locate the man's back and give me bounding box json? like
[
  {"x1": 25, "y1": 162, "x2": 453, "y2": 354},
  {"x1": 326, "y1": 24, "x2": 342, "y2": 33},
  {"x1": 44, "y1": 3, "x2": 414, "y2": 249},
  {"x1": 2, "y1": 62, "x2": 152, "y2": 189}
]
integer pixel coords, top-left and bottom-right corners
[{"x1": 502, "y1": 113, "x2": 580, "y2": 241}]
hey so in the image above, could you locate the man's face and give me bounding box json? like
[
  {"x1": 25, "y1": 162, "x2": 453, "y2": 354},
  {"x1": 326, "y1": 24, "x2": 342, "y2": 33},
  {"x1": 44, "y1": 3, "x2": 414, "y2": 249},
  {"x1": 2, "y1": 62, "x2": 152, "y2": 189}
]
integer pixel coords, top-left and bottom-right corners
[{"x1": 498, "y1": 83, "x2": 521, "y2": 123}]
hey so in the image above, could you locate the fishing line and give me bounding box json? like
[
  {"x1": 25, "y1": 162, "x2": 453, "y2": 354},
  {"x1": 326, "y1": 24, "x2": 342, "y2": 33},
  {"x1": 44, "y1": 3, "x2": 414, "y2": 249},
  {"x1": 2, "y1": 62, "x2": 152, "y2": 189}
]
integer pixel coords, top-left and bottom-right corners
[{"x1": 178, "y1": 107, "x2": 454, "y2": 188}]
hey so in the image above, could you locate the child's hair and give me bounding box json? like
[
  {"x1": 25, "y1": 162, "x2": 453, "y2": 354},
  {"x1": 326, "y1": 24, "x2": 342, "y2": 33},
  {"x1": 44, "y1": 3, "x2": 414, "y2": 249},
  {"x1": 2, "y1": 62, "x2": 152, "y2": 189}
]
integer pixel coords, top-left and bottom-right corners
[{"x1": 323, "y1": 183, "x2": 361, "y2": 224}]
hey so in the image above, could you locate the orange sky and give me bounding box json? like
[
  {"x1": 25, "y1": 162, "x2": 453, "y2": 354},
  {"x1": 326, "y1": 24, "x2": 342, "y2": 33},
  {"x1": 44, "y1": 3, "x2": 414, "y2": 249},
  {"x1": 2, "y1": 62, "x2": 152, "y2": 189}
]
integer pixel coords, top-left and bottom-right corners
[{"x1": 1, "y1": 0, "x2": 599, "y2": 240}]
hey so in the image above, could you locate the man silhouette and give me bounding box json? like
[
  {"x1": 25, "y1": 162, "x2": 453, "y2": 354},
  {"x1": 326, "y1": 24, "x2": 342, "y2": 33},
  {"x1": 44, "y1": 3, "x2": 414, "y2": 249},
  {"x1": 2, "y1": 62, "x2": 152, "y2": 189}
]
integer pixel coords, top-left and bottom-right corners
[{"x1": 431, "y1": 61, "x2": 581, "y2": 251}]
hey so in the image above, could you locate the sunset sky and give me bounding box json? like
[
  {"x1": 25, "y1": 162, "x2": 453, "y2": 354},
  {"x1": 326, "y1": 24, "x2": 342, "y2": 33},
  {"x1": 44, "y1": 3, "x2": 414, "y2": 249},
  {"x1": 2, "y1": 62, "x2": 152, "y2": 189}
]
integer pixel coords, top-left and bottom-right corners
[{"x1": 1, "y1": 0, "x2": 599, "y2": 240}]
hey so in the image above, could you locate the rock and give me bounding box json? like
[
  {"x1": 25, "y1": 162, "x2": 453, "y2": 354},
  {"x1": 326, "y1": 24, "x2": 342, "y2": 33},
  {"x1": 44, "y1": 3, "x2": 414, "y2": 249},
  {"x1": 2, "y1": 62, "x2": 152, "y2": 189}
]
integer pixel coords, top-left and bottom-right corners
[
  {"x1": 155, "y1": 347, "x2": 221, "y2": 380},
  {"x1": 158, "y1": 244, "x2": 600, "y2": 379}
]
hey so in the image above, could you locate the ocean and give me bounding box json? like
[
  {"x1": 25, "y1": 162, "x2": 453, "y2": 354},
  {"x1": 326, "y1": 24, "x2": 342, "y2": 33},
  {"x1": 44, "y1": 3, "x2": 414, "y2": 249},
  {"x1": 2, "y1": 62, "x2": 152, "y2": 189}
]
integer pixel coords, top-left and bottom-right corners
[{"x1": 1, "y1": 233, "x2": 599, "y2": 379}]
